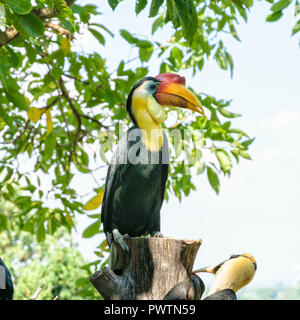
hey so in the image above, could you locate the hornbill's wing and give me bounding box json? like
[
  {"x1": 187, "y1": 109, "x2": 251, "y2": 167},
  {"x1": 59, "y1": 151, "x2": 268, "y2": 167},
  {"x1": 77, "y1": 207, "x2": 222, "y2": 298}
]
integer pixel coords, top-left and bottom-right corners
[
  {"x1": 101, "y1": 130, "x2": 130, "y2": 241},
  {"x1": 101, "y1": 128, "x2": 169, "y2": 242}
]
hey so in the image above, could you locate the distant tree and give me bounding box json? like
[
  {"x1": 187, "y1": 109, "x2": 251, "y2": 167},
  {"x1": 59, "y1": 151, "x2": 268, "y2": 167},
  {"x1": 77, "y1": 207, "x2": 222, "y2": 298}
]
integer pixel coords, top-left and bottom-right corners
[
  {"x1": 239, "y1": 283, "x2": 300, "y2": 300},
  {"x1": 0, "y1": 198, "x2": 100, "y2": 299}
]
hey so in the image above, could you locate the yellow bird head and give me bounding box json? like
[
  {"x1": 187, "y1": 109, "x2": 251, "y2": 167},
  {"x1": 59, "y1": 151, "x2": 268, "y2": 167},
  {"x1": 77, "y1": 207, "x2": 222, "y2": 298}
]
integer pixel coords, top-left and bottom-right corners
[
  {"x1": 193, "y1": 253, "x2": 257, "y2": 295},
  {"x1": 126, "y1": 73, "x2": 204, "y2": 128}
]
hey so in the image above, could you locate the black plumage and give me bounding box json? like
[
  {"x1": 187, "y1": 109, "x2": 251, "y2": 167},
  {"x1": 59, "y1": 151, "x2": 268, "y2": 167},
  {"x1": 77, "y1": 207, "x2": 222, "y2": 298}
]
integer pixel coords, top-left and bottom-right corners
[
  {"x1": 0, "y1": 257, "x2": 14, "y2": 300},
  {"x1": 101, "y1": 126, "x2": 169, "y2": 244}
]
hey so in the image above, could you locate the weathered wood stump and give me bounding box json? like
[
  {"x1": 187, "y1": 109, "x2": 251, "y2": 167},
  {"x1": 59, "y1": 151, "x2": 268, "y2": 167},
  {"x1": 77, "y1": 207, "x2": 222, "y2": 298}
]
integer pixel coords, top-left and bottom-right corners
[{"x1": 90, "y1": 237, "x2": 204, "y2": 300}]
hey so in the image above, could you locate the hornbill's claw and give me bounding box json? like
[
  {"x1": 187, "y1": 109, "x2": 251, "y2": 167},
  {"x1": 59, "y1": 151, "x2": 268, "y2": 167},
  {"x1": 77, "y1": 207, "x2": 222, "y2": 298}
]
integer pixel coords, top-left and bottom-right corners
[
  {"x1": 112, "y1": 229, "x2": 130, "y2": 253},
  {"x1": 151, "y1": 231, "x2": 164, "y2": 238}
]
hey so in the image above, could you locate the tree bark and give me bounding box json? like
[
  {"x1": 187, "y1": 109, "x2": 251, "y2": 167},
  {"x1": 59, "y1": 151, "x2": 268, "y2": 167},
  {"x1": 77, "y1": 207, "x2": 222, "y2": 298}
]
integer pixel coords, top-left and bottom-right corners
[{"x1": 90, "y1": 237, "x2": 204, "y2": 300}]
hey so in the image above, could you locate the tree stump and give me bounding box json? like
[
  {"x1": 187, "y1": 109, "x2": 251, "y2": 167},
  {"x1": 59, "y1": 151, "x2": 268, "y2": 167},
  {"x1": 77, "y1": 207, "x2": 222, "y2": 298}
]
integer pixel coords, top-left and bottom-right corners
[{"x1": 90, "y1": 237, "x2": 203, "y2": 300}]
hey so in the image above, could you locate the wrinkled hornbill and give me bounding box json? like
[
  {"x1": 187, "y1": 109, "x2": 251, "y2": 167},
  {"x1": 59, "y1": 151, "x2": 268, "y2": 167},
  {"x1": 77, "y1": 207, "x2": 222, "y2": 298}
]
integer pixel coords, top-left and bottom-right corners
[{"x1": 101, "y1": 73, "x2": 204, "y2": 250}]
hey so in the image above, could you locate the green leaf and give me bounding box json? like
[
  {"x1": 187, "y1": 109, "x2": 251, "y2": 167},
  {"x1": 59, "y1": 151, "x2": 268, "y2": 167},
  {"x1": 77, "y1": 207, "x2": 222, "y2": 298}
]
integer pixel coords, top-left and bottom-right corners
[
  {"x1": 207, "y1": 166, "x2": 220, "y2": 195},
  {"x1": 117, "y1": 60, "x2": 125, "y2": 75},
  {"x1": 120, "y1": 29, "x2": 136, "y2": 44},
  {"x1": 4, "y1": 167, "x2": 13, "y2": 182},
  {"x1": 24, "y1": 41, "x2": 36, "y2": 63},
  {"x1": 87, "y1": 213, "x2": 101, "y2": 219},
  {"x1": 292, "y1": 20, "x2": 300, "y2": 35},
  {"x1": 266, "y1": 11, "x2": 283, "y2": 21},
  {"x1": 228, "y1": 20, "x2": 240, "y2": 41},
  {"x1": 239, "y1": 150, "x2": 252, "y2": 160},
  {"x1": 136, "y1": 0, "x2": 147, "y2": 14},
  {"x1": 218, "y1": 108, "x2": 241, "y2": 118},
  {"x1": 82, "y1": 219, "x2": 101, "y2": 238},
  {"x1": 23, "y1": 217, "x2": 35, "y2": 232},
  {"x1": 173, "y1": 0, "x2": 198, "y2": 40},
  {"x1": 229, "y1": 128, "x2": 249, "y2": 137},
  {"x1": 5, "y1": 90, "x2": 28, "y2": 110},
  {"x1": 16, "y1": 13, "x2": 45, "y2": 37},
  {"x1": 136, "y1": 39, "x2": 152, "y2": 48},
  {"x1": 0, "y1": 106, "x2": 13, "y2": 128},
  {"x1": 36, "y1": 219, "x2": 46, "y2": 242},
  {"x1": 152, "y1": 16, "x2": 164, "y2": 34},
  {"x1": 271, "y1": 0, "x2": 291, "y2": 12},
  {"x1": 165, "y1": 0, "x2": 178, "y2": 25},
  {"x1": 89, "y1": 28, "x2": 105, "y2": 45},
  {"x1": 139, "y1": 45, "x2": 154, "y2": 62},
  {"x1": 171, "y1": 46, "x2": 183, "y2": 62},
  {"x1": 53, "y1": 0, "x2": 75, "y2": 27},
  {"x1": 107, "y1": 0, "x2": 123, "y2": 10},
  {"x1": 241, "y1": 137, "x2": 255, "y2": 148},
  {"x1": 43, "y1": 132, "x2": 56, "y2": 161},
  {"x1": 5, "y1": 0, "x2": 32, "y2": 15},
  {"x1": 225, "y1": 51, "x2": 234, "y2": 78},
  {"x1": 215, "y1": 51, "x2": 227, "y2": 70},
  {"x1": 90, "y1": 23, "x2": 114, "y2": 37},
  {"x1": 44, "y1": 0, "x2": 54, "y2": 10},
  {"x1": 149, "y1": 0, "x2": 164, "y2": 17},
  {"x1": 216, "y1": 150, "x2": 232, "y2": 173},
  {"x1": 6, "y1": 183, "x2": 15, "y2": 197}
]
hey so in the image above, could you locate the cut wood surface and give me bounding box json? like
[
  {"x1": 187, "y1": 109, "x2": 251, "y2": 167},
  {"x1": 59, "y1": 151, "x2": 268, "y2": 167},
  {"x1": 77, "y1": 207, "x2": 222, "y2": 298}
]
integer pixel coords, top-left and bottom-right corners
[{"x1": 90, "y1": 237, "x2": 203, "y2": 300}]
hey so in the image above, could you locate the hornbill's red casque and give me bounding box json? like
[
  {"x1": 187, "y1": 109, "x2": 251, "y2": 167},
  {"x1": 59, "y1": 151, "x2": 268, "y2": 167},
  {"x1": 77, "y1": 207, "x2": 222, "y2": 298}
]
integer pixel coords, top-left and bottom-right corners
[{"x1": 101, "y1": 73, "x2": 204, "y2": 249}]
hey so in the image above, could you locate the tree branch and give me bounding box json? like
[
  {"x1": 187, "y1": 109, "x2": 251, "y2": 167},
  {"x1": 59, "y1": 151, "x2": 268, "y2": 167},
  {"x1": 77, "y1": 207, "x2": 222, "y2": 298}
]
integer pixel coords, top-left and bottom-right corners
[
  {"x1": 81, "y1": 113, "x2": 110, "y2": 129},
  {"x1": 0, "y1": 26, "x2": 19, "y2": 48},
  {"x1": 0, "y1": 0, "x2": 75, "y2": 48},
  {"x1": 59, "y1": 77, "x2": 82, "y2": 149},
  {"x1": 30, "y1": 285, "x2": 44, "y2": 300},
  {"x1": 62, "y1": 72, "x2": 106, "y2": 91},
  {"x1": 31, "y1": 0, "x2": 75, "y2": 19},
  {"x1": 44, "y1": 23, "x2": 73, "y2": 39}
]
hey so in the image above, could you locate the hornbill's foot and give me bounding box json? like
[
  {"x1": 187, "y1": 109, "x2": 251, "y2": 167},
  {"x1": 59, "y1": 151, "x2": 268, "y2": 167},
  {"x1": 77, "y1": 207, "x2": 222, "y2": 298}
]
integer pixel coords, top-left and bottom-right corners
[
  {"x1": 151, "y1": 231, "x2": 164, "y2": 238},
  {"x1": 112, "y1": 229, "x2": 130, "y2": 253}
]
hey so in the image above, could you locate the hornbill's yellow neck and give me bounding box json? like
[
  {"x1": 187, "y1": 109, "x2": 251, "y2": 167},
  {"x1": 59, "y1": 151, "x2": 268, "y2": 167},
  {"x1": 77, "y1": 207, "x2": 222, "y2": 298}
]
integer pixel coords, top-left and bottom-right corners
[{"x1": 131, "y1": 81, "x2": 165, "y2": 152}]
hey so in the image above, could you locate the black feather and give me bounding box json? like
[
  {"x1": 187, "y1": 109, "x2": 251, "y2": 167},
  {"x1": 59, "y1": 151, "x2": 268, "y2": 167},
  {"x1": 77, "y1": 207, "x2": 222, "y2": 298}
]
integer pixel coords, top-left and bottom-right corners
[
  {"x1": 101, "y1": 127, "x2": 169, "y2": 243},
  {"x1": 0, "y1": 258, "x2": 14, "y2": 300}
]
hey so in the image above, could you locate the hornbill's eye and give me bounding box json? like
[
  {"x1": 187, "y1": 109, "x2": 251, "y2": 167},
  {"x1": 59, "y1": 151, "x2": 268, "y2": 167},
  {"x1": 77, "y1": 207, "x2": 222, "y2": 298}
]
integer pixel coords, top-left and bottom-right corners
[{"x1": 147, "y1": 82, "x2": 157, "y2": 94}]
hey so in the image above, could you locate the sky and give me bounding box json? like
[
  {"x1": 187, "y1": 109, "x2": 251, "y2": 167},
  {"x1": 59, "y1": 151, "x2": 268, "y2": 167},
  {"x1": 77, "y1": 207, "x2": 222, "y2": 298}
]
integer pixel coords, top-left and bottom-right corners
[{"x1": 70, "y1": 0, "x2": 300, "y2": 292}]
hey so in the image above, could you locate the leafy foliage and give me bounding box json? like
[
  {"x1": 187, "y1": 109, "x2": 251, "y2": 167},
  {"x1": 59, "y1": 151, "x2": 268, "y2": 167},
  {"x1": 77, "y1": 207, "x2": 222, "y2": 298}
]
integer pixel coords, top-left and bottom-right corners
[
  {"x1": 265, "y1": 0, "x2": 300, "y2": 39},
  {"x1": 0, "y1": 198, "x2": 99, "y2": 299},
  {"x1": 0, "y1": 0, "x2": 260, "y2": 297},
  {"x1": 239, "y1": 284, "x2": 300, "y2": 300}
]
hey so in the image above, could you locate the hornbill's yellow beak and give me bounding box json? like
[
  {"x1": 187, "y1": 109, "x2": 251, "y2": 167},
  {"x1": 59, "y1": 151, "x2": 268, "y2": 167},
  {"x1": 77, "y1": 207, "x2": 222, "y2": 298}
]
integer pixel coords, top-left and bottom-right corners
[
  {"x1": 192, "y1": 260, "x2": 226, "y2": 275},
  {"x1": 155, "y1": 73, "x2": 204, "y2": 115}
]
